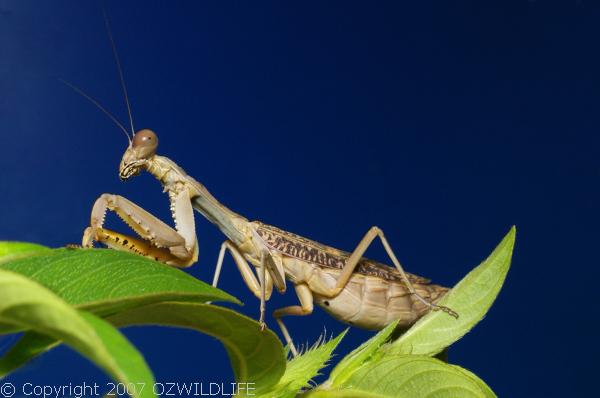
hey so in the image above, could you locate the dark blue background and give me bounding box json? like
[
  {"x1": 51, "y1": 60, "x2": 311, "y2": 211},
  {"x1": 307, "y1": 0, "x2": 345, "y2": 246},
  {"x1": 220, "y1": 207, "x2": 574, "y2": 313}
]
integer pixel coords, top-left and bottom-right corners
[{"x1": 1, "y1": 1, "x2": 598, "y2": 397}]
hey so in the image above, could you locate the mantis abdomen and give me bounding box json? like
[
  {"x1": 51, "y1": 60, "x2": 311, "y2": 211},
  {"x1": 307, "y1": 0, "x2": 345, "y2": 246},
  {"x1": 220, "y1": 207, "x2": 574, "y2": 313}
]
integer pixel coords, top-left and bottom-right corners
[{"x1": 282, "y1": 257, "x2": 449, "y2": 330}]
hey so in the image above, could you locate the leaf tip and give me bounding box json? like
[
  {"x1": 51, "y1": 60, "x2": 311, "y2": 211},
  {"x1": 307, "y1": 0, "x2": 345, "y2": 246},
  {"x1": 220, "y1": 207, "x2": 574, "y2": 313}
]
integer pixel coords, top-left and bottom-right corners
[{"x1": 504, "y1": 225, "x2": 517, "y2": 252}]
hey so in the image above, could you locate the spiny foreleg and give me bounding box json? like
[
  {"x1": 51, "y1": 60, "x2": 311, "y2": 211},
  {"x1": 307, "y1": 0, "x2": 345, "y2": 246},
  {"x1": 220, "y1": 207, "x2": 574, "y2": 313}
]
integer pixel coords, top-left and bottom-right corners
[{"x1": 82, "y1": 192, "x2": 198, "y2": 267}]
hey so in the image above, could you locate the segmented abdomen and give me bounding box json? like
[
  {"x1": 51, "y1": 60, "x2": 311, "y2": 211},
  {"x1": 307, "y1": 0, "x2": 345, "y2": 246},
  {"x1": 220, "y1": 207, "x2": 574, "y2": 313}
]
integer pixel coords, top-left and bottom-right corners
[{"x1": 310, "y1": 267, "x2": 448, "y2": 330}]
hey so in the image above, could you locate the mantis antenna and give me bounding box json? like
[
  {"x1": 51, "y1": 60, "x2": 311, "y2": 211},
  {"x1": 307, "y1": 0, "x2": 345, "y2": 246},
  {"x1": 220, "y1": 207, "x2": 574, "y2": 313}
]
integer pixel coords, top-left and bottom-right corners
[
  {"x1": 59, "y1": 78, "x2": 132, "y2": 144},
  {"x1": 102, "y1": 7, "x2": 136, "y2": 138}
]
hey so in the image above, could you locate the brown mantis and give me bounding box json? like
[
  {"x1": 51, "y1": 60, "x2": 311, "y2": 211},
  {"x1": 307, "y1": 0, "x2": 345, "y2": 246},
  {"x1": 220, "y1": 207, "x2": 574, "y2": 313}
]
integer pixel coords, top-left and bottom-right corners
[{"x1": 72, "y1": 18, "x2": 458, "y2": 356}]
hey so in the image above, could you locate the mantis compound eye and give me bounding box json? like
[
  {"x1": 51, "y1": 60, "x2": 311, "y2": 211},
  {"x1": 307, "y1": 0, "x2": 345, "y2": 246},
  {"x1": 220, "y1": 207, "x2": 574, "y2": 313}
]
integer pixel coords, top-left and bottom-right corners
[{"x1": 132, "y1": 129, "x2": 159, "y2": 158}]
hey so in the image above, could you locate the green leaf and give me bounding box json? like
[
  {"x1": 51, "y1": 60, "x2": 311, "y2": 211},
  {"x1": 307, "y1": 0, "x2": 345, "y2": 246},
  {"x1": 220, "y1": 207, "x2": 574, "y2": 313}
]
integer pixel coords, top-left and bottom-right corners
[
  {"x1": 106, "y1": 302, "x2": 286, "y2": 396},
  {"x1": 0, "y1": 248, "x2": 238, "y2": 318},
  {"x1": 259, "y1": 330, "x2": 347, "y2": 398},
  {"x1": 388, "y1": 227, "x2": 515, "y2": 356},
  {"x1": 0, "y1": 333, "x2": 58, "y2": 375},
  {"x1": 79, "y1": 312, "x2": 156, "y2": 398},
  {"x1": 451, "y1": 365, "x2": 497, "y2": 397},
  {"x1": 0, "y1": 247, "x2": 284, "y2": 390},
  {"x1": 0, "y1": 268, "x2": 155, "y2": 398},
  {"x1": 309, "y1": 355, "x2": 496, "y2": 398},
  {"x1": 0, "y1": 242, "x2": 50, "y2": 265},
  {"x1": 325, "y1": 321, "x2": 398, "y2": 388}
]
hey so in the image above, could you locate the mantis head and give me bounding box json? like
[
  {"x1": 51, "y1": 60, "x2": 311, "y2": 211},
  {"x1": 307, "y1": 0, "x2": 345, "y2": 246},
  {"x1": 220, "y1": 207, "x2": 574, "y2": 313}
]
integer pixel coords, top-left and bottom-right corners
[
  {"x1": 62, "y1": 15, "x2": 160, "y2": 182},
  {"x1": 119, "y1": 129, "x2": 159, "y2": 180}
]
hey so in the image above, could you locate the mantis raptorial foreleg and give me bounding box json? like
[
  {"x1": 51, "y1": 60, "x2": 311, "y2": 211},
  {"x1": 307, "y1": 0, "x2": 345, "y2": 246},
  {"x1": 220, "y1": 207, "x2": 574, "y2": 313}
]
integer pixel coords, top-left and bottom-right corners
[
  {"x1": 211, "y1": 242, "x2": 273, "y2": 327},
  {"x1": 273, "y1": 284, "x2": 314, "y2": 357},
  {"x1": 82, "y1": 193, "x2": 198, "y2": 267},
  {"x1": 321, "y1": 226, "x2": 458, "y2": 318}
]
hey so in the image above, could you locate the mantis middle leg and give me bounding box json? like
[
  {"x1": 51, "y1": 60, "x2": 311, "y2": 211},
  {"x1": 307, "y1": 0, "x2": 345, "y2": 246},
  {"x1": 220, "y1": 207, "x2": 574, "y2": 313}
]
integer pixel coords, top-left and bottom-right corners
[
  {"x1": 82, "y1": 192, "x2": 198, "y2": 268},
  {"x1": 211, "y1": 241, "x2": 273, "y2": 328},
  {"x1": 212, "y1": 244, "x2": 310, "y2": 353}
]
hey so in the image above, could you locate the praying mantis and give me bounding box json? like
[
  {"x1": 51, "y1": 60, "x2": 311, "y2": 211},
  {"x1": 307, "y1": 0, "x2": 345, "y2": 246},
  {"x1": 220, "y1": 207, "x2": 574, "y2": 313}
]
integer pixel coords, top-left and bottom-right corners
[{"x1": 73, "y1": 15, "x2": 458, "y2": 356}]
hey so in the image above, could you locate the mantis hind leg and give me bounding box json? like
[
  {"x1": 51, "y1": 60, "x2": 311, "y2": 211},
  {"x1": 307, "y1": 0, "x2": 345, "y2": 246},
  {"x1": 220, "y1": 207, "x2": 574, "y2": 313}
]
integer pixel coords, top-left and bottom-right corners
[
  {"x1": 273, "y1": 283, "x2": 314, "y2": 357},
  {"x1": 82, "y1": 193, "x2": 198, "y2": 268},
  {"x1": 321, "y1": 226, "x2": 458, "y2": 318}
]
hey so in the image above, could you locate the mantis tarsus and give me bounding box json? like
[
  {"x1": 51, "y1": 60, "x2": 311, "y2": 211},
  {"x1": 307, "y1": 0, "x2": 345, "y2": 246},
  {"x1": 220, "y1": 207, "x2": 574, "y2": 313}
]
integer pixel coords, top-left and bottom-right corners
[{"x1": 72, "y1": 16, "x2": 458, "y2": 356}]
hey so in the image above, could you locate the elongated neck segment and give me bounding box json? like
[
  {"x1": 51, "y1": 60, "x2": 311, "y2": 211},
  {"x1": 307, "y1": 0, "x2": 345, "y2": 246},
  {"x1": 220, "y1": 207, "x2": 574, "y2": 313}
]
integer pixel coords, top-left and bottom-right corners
[
  {"x1": 190, "y1": 180, "x2": 248, "y2": 245},
  {"x1": 146, "y1": 155, "x2": 248, "y2": 245}
]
